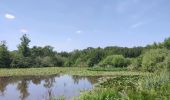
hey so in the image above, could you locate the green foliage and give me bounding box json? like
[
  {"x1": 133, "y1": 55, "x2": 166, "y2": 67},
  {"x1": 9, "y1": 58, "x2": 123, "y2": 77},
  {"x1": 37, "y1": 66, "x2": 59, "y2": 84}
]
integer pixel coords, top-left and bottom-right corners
[
  {"x1": 140, "y1": 71, "x2": 169, "y2": 91},
  {"x1": 64, "y1": 60, "x2": 73, "y2": 67},
  {"x1": 31, "y1": 46, "x2": 44, "y2": 57},
  {"x1": 75, "y1": 76, "x2": 140, "y2": 100},
  {"x1": 128, "y1": 56, "x2": 142, "y2": 70},
  {"x1": 104, "y1": 46, "x2": 143, "y2": 58},
  {"x1": 0, "y1": 41, "x2": 11, "y2": 68},
  {"x1": 0, "y1": 67, "x2": 146, "y2": 77},
  {"x1": 74, "y1": 88, "x2": 122, "y2": 100},
  {"x1": 56, "y1": 96, "x2": 66, "y2": 100},
  {"x1": 87, "y1": 50, "x2": 105, "y2": 67},
  {"x1": 11, "y1": 57, "x2": 34, "y2": 68},
  {"x1": 18, "y1": 34, "x2": 31, "y2": 57},
  {"x1": 1, "y1": 35, "x2": 170, "y2": 69},
  {"x1": 49, "y1": 95, "x2": 66, "y2": 100},
  {"x1": 164, "y1": 37, "x2": 170, "y2": 49},
  {"x1": 40, "y1": 56, "x2": 54, "y2": 67},
  {"x1": 52, "y1": 56, "x2": 65, "y2": 67},
  {"x1": 142, "y1": 49, "x2": 168, "y2": 72},
  {"x1": 76, "y1": 71, "x2": 170, "y2": 100},
  {"x1": 88, "y1": 66, "x2": 128, "y2": 71},
  {"x1": 74, "y1": 58, "x2": 88, "y2": 67},
  {"x1": 33, "y1": 56, "x2": 65, "y2": 67},
  {"x1": 165, "y1": 54, "x2": 170, "y2": 74},
  {"x1": 99, "y1": 55, "x2": 130, "y2": 67}
]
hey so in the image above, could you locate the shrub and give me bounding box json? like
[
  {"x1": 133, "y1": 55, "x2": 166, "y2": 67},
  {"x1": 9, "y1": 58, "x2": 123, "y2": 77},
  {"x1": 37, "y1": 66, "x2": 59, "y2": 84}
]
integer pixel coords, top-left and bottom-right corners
[
  {"x1": 0, "y1": 42, "x2": 11, "y2": 68},
  {"x1": 11, "y1": 57, "x2": 34, "y2": 68},
  {"x1": 40, "y1": 56, "x2": 54, "y2": 67},
  {"x1": 165, "y1": 54, "x2": 170, "y2": 74},
  {"x1": 164, "y1": 37, "x2": 170, "y2": 49},
  {"x1": 142, "y1": 49, "x2": 168, "y2": 72},
  {"x1": 87, "y1": 51, "x2": 105, "y2": 67},
  {"x1": 128, "y1": 56, "x2": 142, "y2": 71},
  {"x1": 74, "y1": 58, "x2": 88, "y2": 67},
  {"x1": 52, "y1": 56, "x2": 65, "y2": 67},
  {"x1": 99, "y1": 55, "x2": 130, "y2": 67}
]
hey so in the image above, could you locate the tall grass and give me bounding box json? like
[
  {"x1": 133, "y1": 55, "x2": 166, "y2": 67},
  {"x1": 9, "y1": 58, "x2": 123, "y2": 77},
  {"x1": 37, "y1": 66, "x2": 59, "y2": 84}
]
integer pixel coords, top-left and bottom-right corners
[{"x1": 75, "y1": 70, "x2": 170, "y2": 100}]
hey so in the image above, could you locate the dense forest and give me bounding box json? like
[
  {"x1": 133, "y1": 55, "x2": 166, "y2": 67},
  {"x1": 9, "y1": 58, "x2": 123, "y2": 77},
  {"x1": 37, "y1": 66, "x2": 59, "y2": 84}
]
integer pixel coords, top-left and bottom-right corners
[{"x1": 0, "y1": 34, "x2": 170, "y2": 72}]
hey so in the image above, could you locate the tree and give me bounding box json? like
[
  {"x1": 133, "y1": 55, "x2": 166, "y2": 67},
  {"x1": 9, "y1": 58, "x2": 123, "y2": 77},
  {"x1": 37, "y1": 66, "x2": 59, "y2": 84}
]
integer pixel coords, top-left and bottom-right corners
[
  {"x1": 164, "y1": 37, "x2": 170, "y2": 49},
  {"x1": 165, "y1": 53, "x2": 170, "y2": 73},
  {"x1": 18, "y1": 34, "x2": 31, "y2": 57},
  {"x1": 42, "y1": 45, "x2": 55, "y2": 57},
  {"x1": 0, "y1": 41, "x2": 11, "y2": 68},
  {"x1": 99, "y1": 55, "x2": 130, "y2": 67},
  {"x1": 128, "y1": 56, "x2": 142, "y2": 70},
  {"x1": 31, "y1": 46, "x2": 44, "y2": 58},
  {"x1": 142, "y1": 49, "x2": 168, "y2": 72},
  {"x1": 11, "y1": 34, "x2": 33, "y2": 68},
  {"x1": 87, "y1": 50, "x2": 105, "y2": 67}
]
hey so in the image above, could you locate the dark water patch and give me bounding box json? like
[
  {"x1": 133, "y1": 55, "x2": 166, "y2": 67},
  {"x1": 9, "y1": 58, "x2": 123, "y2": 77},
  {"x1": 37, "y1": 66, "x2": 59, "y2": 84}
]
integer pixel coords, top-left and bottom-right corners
[{"x1": 0, "y1": 74, "x2": 100, "y2": 100}]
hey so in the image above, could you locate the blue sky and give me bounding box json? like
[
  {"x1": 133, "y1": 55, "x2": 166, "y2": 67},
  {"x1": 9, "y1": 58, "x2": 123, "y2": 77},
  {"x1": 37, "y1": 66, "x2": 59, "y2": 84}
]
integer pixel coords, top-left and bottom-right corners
[{"x1": 0, "y1": 0, "x2": 170, "y2": 51}]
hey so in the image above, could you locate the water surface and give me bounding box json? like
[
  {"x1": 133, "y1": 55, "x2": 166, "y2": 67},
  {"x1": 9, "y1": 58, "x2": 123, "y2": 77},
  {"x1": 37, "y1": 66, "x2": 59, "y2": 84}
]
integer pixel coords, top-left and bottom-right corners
[{"x1": 0, "y1": 74, "x2": 100, "y2": 100}]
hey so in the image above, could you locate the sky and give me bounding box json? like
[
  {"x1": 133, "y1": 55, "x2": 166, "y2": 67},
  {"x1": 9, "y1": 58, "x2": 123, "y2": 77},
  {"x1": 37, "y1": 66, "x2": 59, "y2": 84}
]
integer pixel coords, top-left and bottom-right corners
[{"x1": 0, "y1": 0, "x2": 170, "y2": 52}]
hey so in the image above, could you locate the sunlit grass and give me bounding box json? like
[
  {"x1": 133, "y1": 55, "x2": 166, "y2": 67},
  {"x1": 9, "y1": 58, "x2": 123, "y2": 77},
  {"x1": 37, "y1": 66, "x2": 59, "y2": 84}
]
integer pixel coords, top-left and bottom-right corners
[
  {"x1": 0, "y1": 67, "x2": 148, "y2": 77},
  {"x1": 74, "y1": 71, "x2": 170, "y2": 100}
]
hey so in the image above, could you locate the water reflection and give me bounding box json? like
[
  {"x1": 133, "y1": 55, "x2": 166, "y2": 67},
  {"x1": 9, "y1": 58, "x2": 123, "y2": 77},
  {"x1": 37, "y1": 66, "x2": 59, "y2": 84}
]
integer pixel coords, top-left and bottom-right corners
[{"x1": 0, "y1": 75, "x2": 99, "y2": 100}]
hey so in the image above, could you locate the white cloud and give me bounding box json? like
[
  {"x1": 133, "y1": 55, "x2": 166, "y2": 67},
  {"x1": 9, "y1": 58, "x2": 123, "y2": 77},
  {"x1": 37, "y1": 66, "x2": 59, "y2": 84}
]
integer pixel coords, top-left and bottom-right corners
[
  {"x1": 76, "y1": 30, "x2": 83, "y2": 34},
  {"x1": 20, "y1": 29, "x2": 28, "y2": 33},
  {"x1": 5, "y1": 13, "x2": 16, "y2": 20},
  {"x1": 131, "y1": 22, "x2": 144, "y2": 28}
]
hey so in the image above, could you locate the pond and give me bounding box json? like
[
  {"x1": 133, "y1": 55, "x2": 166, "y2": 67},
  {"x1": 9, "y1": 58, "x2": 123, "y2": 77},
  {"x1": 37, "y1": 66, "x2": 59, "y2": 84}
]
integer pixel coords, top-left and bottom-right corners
[{"x1": 0, "y1": 74, "x2": 100, "y2": 100}]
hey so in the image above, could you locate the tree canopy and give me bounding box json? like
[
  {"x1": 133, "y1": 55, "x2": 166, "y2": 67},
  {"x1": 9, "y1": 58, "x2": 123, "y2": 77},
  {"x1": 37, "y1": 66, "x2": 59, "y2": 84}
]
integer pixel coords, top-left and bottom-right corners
[{"x1": 0, "y1": 34, "x2": 170, "y2": 69}]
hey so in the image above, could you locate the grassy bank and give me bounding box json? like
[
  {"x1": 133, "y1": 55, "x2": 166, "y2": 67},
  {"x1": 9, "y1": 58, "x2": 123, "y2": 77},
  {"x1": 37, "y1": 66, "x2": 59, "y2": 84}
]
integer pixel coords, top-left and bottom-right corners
[
  {"x1": 0, "y1": 67, "x2": 148, "y2": 77},
  {"x1": 74, "y1": 71, "x2": 170, "y2": 100}
]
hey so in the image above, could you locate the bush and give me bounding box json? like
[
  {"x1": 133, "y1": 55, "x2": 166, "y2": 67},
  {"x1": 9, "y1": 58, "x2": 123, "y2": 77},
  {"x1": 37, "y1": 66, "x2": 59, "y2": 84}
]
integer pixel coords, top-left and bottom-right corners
[
  {"x1": 40, "y1": 56, "x2": 53, "y2": 67},
  {"x1": 0, "y1": 42, "x2": 11, "y2": 68},
  {"x1": 142, "y1": 49, "x2": 168, "y2": 72},
  {"x1": 87, "y1": 51, "x2": 105, "y2": 67},
  {"x1": 11, "y1": 57, "x2": 34, "y2": 68},
  {"x1": 51, "y1": 56, "x2": 65, "y2": 67},
  {"x1": 164, "y1": 37, "x2": 170, "y2": 49},
  {"x1": 99, "y1": 55, "x2": 130, "y2": 67},
  {"x1": 39, "y1": 56, "x2": 65, "y2": 67},
  {"x1": 128, "y1": 56, "x2": 142, "y2": 71},
  {"x1": 165, "y1": 54, "x2": 170, "y2": 74},
  {"x1": 74, "y1": 58, "x2": 88, "y2": 67}
]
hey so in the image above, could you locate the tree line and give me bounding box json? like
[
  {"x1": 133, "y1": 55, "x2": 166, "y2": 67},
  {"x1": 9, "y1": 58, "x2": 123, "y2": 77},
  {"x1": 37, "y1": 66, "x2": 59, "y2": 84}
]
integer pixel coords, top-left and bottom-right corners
[{"x1": 0, "y1": 34, "x2": 170, "y2": 69}]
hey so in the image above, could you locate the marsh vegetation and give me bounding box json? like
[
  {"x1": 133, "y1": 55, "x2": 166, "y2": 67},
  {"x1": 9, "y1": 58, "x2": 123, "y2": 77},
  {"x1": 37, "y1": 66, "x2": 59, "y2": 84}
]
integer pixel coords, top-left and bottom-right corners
[{"x1": 0, "y1": 35, "x2": 170, "y2": 100}]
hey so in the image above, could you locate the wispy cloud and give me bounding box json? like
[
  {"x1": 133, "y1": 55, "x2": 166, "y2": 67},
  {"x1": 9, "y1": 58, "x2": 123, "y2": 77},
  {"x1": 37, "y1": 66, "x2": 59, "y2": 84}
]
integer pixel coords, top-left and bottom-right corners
[
  {"x1": 5, "y1": 13, "x2": 16, "y2": 20},
  {"x1": 75, "y1": 30, "x2": 83, "y2": 34},
  {"x1": 20, "y1": 29, "x2": 28, "y2": 33},
  {"x1": 131, "y1": 22, "x2": 144, "y2": 28}
]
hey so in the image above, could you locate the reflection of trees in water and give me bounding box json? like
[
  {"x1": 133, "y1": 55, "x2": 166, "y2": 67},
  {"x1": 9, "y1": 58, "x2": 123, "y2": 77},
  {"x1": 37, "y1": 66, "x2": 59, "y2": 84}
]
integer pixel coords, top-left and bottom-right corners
[
  {"x1": 32, "y1": 77, "x2": 41, "y2": 85},
  {"x1": 72, "y1": 75, "x2": 81, "y2": 84},
  {"x1": 17, "y1": 80, "x2": 30, "y2": 100},
  {"x1": 42, "y1": 76, "x2": 56, "y2": 100},
  {"x1": 0, "y1": 77, "x2": 9, "y2": 96},
  {"x1": 42, "y1": 88, "x2": 54, "y2": 100},
  {"x1": 85, "y1": 76, "x2": 100, "y2": 84},
  {"x1": 72, "y1": 75, "x2": 99, "y2": 84},
  {"x1": 0, "y1": 74, "x2": 99, "y2": 100},
  {"x1": 43, "y1": 76, "x2": 55, "y2": 88},
  {"x1": 0, "y1": 75, "x2": 57, "y2": 100}
]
